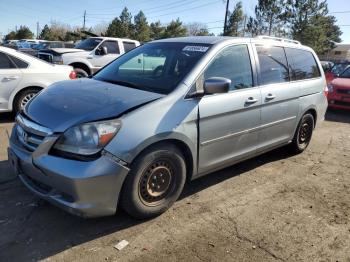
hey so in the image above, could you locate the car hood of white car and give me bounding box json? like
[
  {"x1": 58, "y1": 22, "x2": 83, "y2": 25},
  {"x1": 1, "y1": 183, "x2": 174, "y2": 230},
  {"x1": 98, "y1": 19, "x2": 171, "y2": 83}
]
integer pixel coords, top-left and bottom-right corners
[{"x1": 49, "y1": 48, "x2": 86, "y2": 54}]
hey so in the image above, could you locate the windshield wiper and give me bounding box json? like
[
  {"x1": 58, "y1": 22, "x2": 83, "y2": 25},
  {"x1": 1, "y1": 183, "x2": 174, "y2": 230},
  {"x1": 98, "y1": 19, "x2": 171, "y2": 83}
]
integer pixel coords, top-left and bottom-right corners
[{"x1": 98, "y1": 78, "x2": 143, "y2": 90}]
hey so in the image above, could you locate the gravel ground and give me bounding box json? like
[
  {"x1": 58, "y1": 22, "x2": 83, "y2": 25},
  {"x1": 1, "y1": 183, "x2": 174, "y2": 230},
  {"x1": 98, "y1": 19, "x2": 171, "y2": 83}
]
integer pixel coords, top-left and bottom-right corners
[{"x1": 0, "y1": 110, "x2": 349, "y2": 262}]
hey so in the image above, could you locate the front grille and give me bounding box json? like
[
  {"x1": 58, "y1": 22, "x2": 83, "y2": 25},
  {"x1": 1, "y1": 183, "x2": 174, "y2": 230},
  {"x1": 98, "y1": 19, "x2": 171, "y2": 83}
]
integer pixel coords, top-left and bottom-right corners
[
  {"x1": 16, "y1": 114, "x2": 52, "y2": 152},
  {"x1": 337, "y1": 89, "x2": 350, "y2": 95},
  {"x1": 37, "y1": 53, "x2": 53, "y2": 63}
]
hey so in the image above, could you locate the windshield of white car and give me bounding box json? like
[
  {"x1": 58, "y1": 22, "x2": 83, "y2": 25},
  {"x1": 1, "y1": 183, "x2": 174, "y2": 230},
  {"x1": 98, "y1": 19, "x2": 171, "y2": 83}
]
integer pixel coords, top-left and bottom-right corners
[
  {"x1": 93, "y1": 42, "x2": 212, "y2": 95},
  {"x1": 75, "y1": 38, "x2": 102, "y2": 51}
]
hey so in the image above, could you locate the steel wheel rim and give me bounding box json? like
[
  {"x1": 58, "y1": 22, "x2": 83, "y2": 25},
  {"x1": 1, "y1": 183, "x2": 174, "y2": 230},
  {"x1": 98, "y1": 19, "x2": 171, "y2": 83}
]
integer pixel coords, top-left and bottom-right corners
[
  {"x1": 139, "y1": 160, "x2": 174, "y2": 206},
  {"x1": 299, "y1": 121, "x2": 312, "y2": 144},
  {"x1": 21, "y1": 93, "x2": 36, "y2": 109}
]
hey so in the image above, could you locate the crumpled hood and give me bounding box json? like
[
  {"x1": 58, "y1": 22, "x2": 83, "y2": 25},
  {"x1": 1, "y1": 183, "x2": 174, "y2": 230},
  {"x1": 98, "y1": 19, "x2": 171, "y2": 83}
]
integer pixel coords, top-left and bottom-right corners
[{"x1": 25, "y1": 79, "x2": 164, "y2": 132}]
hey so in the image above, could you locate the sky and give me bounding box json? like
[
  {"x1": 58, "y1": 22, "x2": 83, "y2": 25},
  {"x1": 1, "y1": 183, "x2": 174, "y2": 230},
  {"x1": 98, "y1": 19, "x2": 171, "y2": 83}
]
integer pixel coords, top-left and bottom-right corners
[{"x1": 0, "y1": 0, "x2": 349, "y2": 43}]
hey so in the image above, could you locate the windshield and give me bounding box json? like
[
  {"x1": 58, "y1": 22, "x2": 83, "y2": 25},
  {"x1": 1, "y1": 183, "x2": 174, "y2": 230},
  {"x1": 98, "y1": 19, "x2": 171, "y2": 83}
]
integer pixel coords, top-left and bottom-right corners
[
  {"x1": 331, "y1": 63, "x2": 349, "y2": 75},
  {"x1": 75, "y1": 38, "x2": 102, "y2": 51},
  {"x1": 93, "y1": 42, "x2": 211, "y2": 95}
]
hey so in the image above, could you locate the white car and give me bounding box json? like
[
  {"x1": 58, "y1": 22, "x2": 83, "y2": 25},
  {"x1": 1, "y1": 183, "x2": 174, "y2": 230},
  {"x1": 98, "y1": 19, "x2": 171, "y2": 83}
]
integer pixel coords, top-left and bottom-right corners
[
  {"x1": 38, "y1": 37, "x2": 140, "y2": 77},
  {"x1": 0, "y1": 46, "x2": 76, "y2": 113}
]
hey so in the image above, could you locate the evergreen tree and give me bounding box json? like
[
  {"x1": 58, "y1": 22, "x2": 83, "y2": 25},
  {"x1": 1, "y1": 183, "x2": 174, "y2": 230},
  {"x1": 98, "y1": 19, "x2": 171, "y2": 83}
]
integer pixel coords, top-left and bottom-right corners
[
  {"x1": 134, "y1": 11, "x2": 150, "y2": 42},
  {"x1": 226, "y1": 1, "x2": 244, "y2": 36},
  {"x1": 286, "y1": 0, "x2": 341, "y2": 54},
  {"x1": 4, "y1": 31, "x2": 17, "y2": 40},
  {"x1": 150, "y1": 21, "x2": 165, "y2": 40},
  {"x1": 162, "y1": 19, "x2": 187, "y2": 38},
  {"x1": 106, "y1": 7, "x2": 133, "y2": 38},
  {"x1": 39, "y1": 24, "x2": 52, "y2": 40},
  {"x1": 16, "y1": 26, "x2": 34, "y2": 39}
]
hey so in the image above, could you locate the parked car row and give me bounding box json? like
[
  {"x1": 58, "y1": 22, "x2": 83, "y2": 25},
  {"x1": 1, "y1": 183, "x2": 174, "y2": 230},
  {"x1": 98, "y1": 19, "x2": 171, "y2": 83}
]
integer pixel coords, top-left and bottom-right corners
[{"x1": 7, "y1": 36, "x2": 328, "y2": 219}]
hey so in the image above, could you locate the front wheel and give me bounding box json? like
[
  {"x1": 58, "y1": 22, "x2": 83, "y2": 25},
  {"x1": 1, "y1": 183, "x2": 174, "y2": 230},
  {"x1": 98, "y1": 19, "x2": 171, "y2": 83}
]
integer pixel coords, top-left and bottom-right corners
[
  {"x1": 120, "y1": 143, "x2": 186, "y2": 219},
  {"x1": 74, "y1": 68, "x2": 89, "y2": 78},
  {"x1": 14, "y1": 88, "x2": 41, "y2": 114},
  {"x1": 289, "y1": 113, "x2": 314, "y2": 154}
]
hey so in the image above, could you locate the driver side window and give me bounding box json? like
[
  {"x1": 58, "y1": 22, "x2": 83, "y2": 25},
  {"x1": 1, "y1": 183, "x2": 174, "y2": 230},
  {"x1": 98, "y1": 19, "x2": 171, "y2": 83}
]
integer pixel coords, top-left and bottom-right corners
[
  {"x1": 201, "y1": 45, "x2": 253, "y2": 91},
  {"x1": 99, "y1": 41, "x2": 120, "y2": 54}
]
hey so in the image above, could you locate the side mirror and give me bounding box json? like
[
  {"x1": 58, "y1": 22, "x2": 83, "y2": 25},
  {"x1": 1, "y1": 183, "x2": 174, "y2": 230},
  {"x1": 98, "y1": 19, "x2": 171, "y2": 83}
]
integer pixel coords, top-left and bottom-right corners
[
  {"x1": 204, "y1": 77, "x2": 231, "y2": 94},
  {"x1": 102, "y1": 46, "x2": 108, "y2": 55},
  {"x1": 96, "y1": 46, "x2": 108, "y2": 55}
]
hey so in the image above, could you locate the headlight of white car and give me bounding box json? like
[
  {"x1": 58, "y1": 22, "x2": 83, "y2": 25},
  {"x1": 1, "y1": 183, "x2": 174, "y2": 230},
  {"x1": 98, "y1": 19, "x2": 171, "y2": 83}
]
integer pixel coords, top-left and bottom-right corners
[
  {"x1": 54, "y1": 119, "x2": 122, "y2": 155},
  {"x1": 52, "y1": 55, "x2": 63, "y2": 64}
]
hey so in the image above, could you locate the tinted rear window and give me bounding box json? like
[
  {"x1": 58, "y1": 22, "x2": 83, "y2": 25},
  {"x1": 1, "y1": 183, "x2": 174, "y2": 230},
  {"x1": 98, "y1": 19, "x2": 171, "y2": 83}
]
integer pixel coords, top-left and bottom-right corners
[{"x1": 285, "y1": 48, "x2": 321, "y2": 81}]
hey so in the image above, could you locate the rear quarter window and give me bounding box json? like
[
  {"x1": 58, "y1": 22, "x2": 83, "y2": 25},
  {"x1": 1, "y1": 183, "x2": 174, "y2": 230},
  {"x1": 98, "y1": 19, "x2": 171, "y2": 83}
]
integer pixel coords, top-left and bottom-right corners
[
  {"x1": 285, "y1": 48, "x2": 321, "y2": 81},
  {"x1": 8, "y1": 55, "x2": 28, "y2": 68},
  {"x1": 123, "y1": 42, "x2": 137, "y2": 53}
]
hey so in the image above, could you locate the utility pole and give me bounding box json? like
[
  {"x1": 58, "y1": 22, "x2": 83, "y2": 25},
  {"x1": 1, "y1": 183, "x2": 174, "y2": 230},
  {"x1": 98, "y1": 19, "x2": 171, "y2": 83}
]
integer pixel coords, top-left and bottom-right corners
[
  {"x1": 83, "y1": 10, "x2": 86, "y2": 30},
  {"x1": 36, "y1": 22, "x2": 39, "y2": 39},
  {"x1": 242, "y1": 15, "x2": 247, "y2": 37},
  {"x1": 223, "y1": 0, "x2": 230, "y2": 36}
]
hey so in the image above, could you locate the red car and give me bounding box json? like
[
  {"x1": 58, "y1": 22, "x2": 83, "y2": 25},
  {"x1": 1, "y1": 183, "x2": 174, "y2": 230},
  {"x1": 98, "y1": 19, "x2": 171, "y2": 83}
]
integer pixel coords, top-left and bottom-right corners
[{"x1": 328, "y1": 66, "x2": 350, "y2": 110}]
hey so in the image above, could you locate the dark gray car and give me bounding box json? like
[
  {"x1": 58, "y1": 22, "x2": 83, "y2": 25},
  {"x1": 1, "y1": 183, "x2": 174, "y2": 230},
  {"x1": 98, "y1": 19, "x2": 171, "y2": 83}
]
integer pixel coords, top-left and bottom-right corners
[{"x1": 8, "y1": 36, "x2": 328, "y2": 219}]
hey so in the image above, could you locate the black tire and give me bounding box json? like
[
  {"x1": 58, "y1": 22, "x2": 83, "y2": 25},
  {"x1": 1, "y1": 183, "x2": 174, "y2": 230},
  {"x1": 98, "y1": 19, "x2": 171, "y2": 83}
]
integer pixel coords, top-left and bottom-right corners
[
  {"x1": 120, "y1": 143, "x2": 186, "y2": 219},
  {"x1": 74, "y1": 68, "x2": 89, "y2": 78},
  {"x1": 14, "y1": 88, "x2": 41, "y2": 114},
  {"x1": 289, "y1": 113, "x2": 314, "y2": 154}
]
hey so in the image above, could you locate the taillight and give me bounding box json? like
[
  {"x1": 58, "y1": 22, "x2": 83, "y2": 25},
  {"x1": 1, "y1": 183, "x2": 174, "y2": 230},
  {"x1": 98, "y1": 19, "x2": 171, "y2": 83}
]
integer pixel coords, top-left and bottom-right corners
[
  {"x1": 69, "y1": 71, "x2": 77, "y2": 79},
  {"x1": 324, "y1": 85, "x2": 329, "y2": 97}
]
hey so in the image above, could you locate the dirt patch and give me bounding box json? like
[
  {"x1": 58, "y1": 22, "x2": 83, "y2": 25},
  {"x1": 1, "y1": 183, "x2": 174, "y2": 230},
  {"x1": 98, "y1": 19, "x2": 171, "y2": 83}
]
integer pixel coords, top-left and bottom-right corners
[{"x1": 0, "y1": 110, "x2": 349, "y2": 262}]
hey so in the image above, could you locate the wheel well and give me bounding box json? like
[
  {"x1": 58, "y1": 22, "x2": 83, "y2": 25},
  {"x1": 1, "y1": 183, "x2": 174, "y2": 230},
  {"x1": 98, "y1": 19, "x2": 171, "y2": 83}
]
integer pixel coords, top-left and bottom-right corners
[
  {"x1": 134, "y1": 140, "x2": 194, "y2": 182},
  {"x1": 13, "y1": 86, "x2": 43, "y2": 109},
  {"x1": 70, "y1": 62, "x2": 91, "y2": 75},
  {"x1": 305, "y1": 108, "x2": 317, "y2": 127}
]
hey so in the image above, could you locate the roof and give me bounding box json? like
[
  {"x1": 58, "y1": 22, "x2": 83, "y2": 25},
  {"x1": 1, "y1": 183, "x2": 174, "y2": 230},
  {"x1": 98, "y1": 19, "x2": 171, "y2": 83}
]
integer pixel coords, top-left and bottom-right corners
[
  {"x1": 152, "y1": 36, "x2": 246, "y2": 45},
  {"x1": 332, "y1": 44, "x2": 350, "y2": 52}
]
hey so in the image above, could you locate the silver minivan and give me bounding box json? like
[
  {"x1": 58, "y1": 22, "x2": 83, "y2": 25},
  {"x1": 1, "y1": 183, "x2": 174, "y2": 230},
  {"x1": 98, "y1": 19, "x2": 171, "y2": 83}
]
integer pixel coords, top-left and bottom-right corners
[{"x1": 8, "y1": 36, "x2": 328, "y2": 219}]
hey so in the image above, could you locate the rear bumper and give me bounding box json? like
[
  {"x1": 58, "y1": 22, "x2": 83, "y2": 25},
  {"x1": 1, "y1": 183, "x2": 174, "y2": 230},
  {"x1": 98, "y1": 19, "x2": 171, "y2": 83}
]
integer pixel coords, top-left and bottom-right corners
[
  {"x1": 328, "y1": 93, "x2": 350, "y2": 110},
  {"x1": 8, "y1": 126, "x2": 129, "y2": 218}
]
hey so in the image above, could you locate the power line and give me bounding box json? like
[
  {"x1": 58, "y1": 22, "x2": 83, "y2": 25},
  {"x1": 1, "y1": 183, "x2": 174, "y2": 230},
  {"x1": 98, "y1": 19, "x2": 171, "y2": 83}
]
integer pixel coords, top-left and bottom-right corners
[{"x1": 330, "y1": 11, "x2": 350, "y2": 14}]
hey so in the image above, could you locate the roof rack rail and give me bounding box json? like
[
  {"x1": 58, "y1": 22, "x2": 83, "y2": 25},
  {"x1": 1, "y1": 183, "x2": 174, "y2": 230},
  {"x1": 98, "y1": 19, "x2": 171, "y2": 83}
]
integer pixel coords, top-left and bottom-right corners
[{"x1": 255, "y1": 35, "x2": 301, "y2": 45}]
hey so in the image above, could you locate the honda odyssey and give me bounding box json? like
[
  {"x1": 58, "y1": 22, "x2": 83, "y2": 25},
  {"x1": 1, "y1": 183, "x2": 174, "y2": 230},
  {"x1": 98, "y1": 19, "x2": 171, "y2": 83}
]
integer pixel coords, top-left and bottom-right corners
[{"x1": 8, "y1": 36, "x2": 328, "y2": 219}]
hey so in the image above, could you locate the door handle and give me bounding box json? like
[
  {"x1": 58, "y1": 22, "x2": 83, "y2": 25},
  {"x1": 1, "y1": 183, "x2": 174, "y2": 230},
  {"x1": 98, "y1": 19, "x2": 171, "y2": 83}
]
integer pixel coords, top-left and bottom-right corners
[
  {"x1": 245, "y1": 97, "x2": 259, "y2": 104},
  {"x1": 87, "y1": 55, "x2": 93, "y2": 59},
  {"x1": 3, "y1": 76, "x2": 19, "y2": 81},
  {"x1": 265, "y1": 94, "x2": 276, "y2": 100}
]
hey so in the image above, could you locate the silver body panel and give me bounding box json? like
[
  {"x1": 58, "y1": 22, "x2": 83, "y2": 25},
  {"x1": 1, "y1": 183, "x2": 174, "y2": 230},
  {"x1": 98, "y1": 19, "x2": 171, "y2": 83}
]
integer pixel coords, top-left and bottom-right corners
[{"x1": 9, "y1": 36, "x2": 328, "y2": 217}]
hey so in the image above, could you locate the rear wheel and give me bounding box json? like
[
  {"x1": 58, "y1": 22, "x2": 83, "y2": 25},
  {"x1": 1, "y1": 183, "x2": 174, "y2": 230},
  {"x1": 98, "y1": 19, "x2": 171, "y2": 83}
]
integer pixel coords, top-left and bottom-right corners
[
  {"x1": 289, "y1": 113, "x2": 314, "y2": 154},
  {"x1": 120, "y1": 143, "x2": 186, "y2": 219},
  {"x1": 14, "y1": 88, "x2": 41, "y2": 114},
  {"x1": 74, "y1": 68, "x2": 89, "y2": 78}
]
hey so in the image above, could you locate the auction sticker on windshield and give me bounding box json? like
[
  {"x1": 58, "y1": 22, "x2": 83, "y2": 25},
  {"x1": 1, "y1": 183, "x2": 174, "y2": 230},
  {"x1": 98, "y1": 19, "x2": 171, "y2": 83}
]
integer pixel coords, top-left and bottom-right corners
[{"x1": 182, "y1": 46, "x2": 209, "y2": 52}]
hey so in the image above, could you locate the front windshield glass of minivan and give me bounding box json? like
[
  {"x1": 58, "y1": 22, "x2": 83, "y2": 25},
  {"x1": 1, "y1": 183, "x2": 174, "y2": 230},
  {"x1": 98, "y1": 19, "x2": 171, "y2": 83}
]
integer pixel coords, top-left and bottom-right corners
[
  {"x1": 93, "y1": 42, "x2": 211, "y2": 95},
  {"x1": 75, "y1": 38, "x2": 102, "y2": 51}
]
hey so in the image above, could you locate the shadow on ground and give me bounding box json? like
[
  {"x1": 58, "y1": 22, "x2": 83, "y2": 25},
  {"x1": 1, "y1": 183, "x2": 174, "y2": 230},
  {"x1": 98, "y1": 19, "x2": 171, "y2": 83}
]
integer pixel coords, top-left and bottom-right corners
[
  {"x1": 0, "y1": 113, "x2": 15, "y2": 124},
  {"x1": 0, "y1": 146, "x2": 292, "y2": 262},
  {"x1": 326, "y1": 108, "x2": 350, "y2": 124}
]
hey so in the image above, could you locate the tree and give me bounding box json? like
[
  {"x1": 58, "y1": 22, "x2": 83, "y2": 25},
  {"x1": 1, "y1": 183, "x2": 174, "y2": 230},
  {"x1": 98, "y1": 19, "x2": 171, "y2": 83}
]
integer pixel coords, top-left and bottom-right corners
[
  {"x1": 286, "y1": 0, "x2": 341, "y2": 54},
  {"x1": 248, "y1": 0, "x2": 286, "y2": 36},
  {"x1": 39, "y1": 24, "x2": 52, "y2": 40},
  {"x1": 106, "y1": 7, "x2": 133, "y2": 38},
  {"x1": 150, "y1": 21, "x2": 165, "y2": 40},
  {"x1": 226, "y1": 1, "x2": 245, "y2": 36},
  {"x1": 4, "y1": 31, "x2": 17, "y2": 40},
  {"x1": 185, "y1": 22, "x2": 210, "y2": 36},
  {"x1": 134, "y1": 11, "x2": 150, "y2": 42},
  {"x1": 16, "y1": 26, "x2": 34, "y2": 39},
  {"x1": 92, "y1": 22, "x2": 108, "y2": 36},
  {"x1": 163, "y1": 19, "x2": 187, "y2": 38}
]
